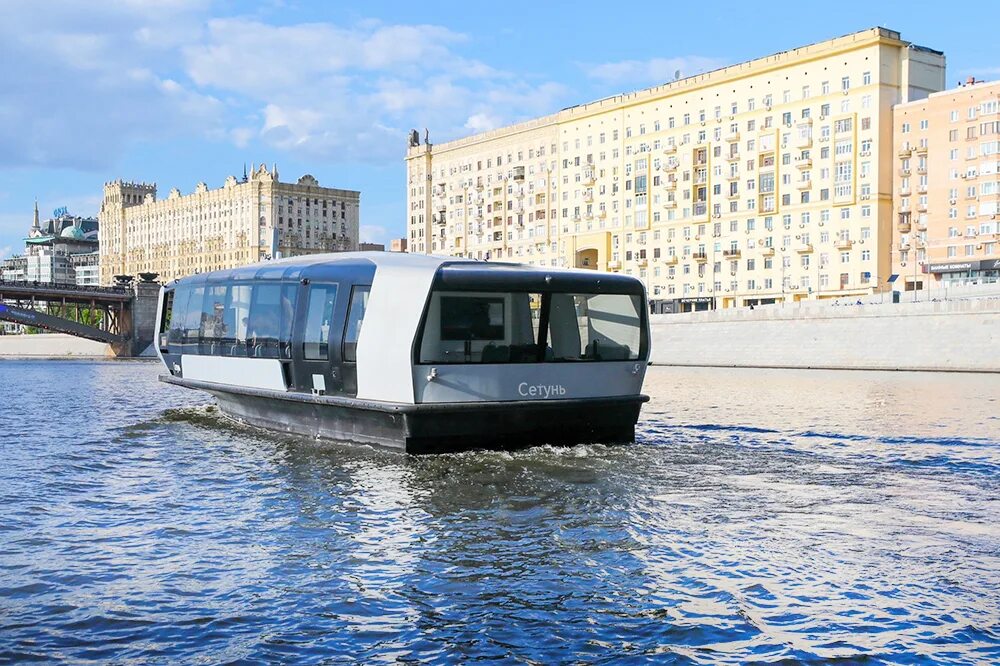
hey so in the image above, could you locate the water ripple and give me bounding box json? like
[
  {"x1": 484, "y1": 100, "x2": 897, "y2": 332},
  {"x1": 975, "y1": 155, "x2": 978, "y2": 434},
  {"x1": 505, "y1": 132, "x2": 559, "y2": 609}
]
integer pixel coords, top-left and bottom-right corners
[{"x1": 0, "y1": 360, "x2": 998, "y2": 663}]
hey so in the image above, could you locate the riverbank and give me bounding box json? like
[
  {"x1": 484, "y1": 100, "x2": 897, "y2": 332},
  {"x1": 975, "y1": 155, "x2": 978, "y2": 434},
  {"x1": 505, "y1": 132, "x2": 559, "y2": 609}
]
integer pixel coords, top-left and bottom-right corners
[
  {"x1": 0, "y1": 332, "x2": 113, "y2": 358},
  {"x1": 651, "y1": 296, "x2": 1000, "y2": 372}
]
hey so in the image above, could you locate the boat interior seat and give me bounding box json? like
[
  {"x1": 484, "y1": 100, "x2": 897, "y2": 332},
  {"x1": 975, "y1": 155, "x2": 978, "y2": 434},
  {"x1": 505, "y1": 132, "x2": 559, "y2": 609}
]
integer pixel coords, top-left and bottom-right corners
[{"x1": 481, "y1": 343, "x2": 509, "y2": 363}]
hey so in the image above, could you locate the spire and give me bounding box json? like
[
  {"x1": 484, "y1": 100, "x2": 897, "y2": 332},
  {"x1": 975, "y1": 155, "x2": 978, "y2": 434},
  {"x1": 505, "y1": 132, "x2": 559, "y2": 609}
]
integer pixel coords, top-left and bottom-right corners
[{"x1": 31, "y1": 199, "x2": 40, "y2": 230}]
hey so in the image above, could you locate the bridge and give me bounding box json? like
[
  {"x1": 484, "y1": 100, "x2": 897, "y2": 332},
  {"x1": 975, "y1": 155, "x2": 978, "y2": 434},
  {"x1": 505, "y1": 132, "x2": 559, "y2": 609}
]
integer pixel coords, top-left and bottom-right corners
[{"x1": 0, "y1": 279, "x2": 160, "y2": 356}]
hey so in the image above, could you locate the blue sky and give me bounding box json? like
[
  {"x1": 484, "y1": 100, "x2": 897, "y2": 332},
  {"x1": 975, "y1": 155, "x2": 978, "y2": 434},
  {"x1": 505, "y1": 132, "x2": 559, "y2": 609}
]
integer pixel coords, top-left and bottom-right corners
[{"x1": 2, "y1": 0, "x2": 998, "y2": 260}]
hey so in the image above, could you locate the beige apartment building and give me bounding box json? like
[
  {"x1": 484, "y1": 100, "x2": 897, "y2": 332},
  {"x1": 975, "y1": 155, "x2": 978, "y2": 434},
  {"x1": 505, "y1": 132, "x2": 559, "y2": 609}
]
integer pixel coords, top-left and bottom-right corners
[
  {"x1": 406, "y1": 27, "x2": 945, "y2": 311},
  {"x1": 99, "y1": 164, "x2": 360, "y2": 285},
  {"x1": 892, "y1": 79, "x2": 1000, "y2": 290}
]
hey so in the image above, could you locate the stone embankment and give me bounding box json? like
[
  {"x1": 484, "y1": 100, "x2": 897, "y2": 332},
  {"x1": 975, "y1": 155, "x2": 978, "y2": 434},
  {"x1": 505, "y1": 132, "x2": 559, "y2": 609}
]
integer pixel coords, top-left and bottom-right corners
[{"x1": 651, "y1": 297, "x2": 999, "y2": 372}]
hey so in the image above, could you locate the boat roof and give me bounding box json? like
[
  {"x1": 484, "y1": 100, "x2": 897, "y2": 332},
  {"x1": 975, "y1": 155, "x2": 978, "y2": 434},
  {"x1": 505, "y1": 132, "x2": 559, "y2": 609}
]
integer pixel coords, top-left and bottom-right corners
[{"x1": 169, "y1": 251, "x2": 644, "y2": 293}]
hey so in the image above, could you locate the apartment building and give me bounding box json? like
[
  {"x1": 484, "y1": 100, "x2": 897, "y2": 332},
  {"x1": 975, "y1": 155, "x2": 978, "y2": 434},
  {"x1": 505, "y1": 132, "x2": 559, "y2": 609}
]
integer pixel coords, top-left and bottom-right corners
[
  {"x1": 892, "y1": 79, "x2": 1000, "y2": 290},
  {"x1": 406, "y1": 28, "x2": 944, "y2": 311},
  {"x1": 99, "y1": 165, "x2": 360, "y2": 285}
]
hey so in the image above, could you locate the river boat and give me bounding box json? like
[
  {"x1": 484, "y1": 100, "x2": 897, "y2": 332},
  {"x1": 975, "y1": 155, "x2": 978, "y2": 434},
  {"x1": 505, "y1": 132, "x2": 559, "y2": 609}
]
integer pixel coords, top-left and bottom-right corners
[{"x1": 156, "y1": 252, "x2": 650, "y2": 453}]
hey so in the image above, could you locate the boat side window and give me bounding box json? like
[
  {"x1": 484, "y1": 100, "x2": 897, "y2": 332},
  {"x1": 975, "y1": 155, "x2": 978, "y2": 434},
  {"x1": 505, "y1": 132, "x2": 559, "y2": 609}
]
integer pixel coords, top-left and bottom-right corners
[
  {"x1": 229, "y1": 285, "x2": 252, "y2": 355},
  {"x1": 167, "y1": 286, "x2": 190, "y2": 346},
  {"x1": 159, "y1": 290, "x2": 174, "y2": 337},
  {"x1": 198, "y1": 285, "x2": 230, "y2": 355},
  {"x1": 342, "y1": 285, "x2": 370, "y2": 363},
  {"x1": 247, "y1": 283, "x2": 297, "y2": 359},
  {"x1": 548, "y1": 293, "x2": 642, "y2": 361},
  {"x1": 303, "y1": 284, "x2": 339, "y2": 360},
  {"x1": 182, "y1": 286, "x2": 205, "y2": 350}
]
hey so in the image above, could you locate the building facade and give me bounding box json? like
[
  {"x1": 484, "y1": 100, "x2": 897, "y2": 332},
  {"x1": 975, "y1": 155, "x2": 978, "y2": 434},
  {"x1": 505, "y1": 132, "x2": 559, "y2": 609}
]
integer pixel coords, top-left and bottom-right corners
[
  {"x1": 892, "y1": 79, "x2": 1000, "y2": 290},
  {"x1": 0, "y1": 203, "x2": 100, "y2": 286},
  {"x1": 406, "y1": 28, "x2": 945, "y2": 311},
  {"x1": 99, "y1": 165, "x2": 360, "y2": 285}
]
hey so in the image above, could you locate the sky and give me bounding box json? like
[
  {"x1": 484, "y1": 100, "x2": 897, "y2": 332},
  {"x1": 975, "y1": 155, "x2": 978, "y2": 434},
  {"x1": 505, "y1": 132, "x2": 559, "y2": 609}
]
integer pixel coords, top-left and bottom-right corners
[{"x1": 1, "y1": 0, "x2": 998, "y2": 261}]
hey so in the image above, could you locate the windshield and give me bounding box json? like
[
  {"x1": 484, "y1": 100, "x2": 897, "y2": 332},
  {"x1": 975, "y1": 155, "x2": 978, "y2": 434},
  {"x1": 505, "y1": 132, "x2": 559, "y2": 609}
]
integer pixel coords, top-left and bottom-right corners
[{"x1": 417, "y1": 290, "x2": 645, "y2": 364}]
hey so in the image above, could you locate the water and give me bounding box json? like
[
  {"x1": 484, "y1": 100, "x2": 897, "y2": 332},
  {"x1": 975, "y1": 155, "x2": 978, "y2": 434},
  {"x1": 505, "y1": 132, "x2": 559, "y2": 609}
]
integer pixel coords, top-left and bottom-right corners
[{"x1": 0, "y1": 360, "x2": 998, "y2": 664}]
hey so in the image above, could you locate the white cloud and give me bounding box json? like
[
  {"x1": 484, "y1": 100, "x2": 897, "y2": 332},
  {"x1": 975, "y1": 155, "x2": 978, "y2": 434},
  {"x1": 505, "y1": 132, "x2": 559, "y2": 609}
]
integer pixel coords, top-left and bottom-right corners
[
  {"x1": 585, "y1": 56, "x2": 728, "y2": 88},
  {"x1": 181, "y1": 18, "x2": 568, "y2": 162},
  {"x1": 0, "y1": 2, "x2": 222, "y2": 170},
  {"x1": 0, "y1": 6, "x2": 570, "y2": 170}
]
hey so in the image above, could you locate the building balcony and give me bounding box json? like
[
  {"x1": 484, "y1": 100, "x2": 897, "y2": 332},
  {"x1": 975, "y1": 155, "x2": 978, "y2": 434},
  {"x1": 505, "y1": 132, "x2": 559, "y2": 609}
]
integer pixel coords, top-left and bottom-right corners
[
  {"x1": 899, "y1": 187, "x2": 911, "y2": 197},
  {"x1": 915, "y1": 221, "x2": 927, "y2": 232},
  {"x1": 661, "y1": 254, "x2": 678, "y2": 265},
  {"x1": 663, "y1": 144, "x2": 677, "y2": 155},
  {"x1": 513, "y1": 166, "x2": 525, "y2": 181},
  {"x1": 761, "y1": 247, "x2": 775, "y2": 256},
  {"x1": 898, "y1": 241, "x2": 911, "y2": 251},
  {"x1": 722, "y1": 249, "x2": 741, "y2": 258},
  {"x1": 916, "y1": 203, "x2": 928, "y2": 213},
  {"x1": 583, "y1": 174, "x2": 596, "y2": 186},
  {"x1": 835, "y1": 239, "x2": 854, "y2": 250},
  {"x1": 726, "y1": 152, "x2": 740, "y2": 162},
  {"x1": 796, "y1": 244, "x2": 814, "y2": 253},
  {"x1": 916, "y1": 184, "x2": 927, "y2": 194},
  {"x1": 899, "y1": 168, "x2": 911, "y2": 177},
  {"x1": 663, "y1": 199, "x2": 677, "y2": 209},
  {"x1": 897, "y1": 220, "x2": 911, "y2": 233},
  {"x1": 598, "y1": 209, "x2": 607, "y2": 219},
  {"x1": 692, "y1": 252, "x2": 708, "y2": 262},
  {"x1": 914, "y1": 144, "x2": 928, "y2": 155},
  {"x1": 664, "y1": 178, "x2": 677, "y2": 190},
  {"x1": 797, "y1": 180, "x2": 811, "y2": 190},
  {"x1": 795, "y1": 136, "x2": 813, "y2": 149},
  {"x1": 637, "y1": 258, "x2": 648, "y2": 268},
  {"x1": 898, "y1": 147, "x2": 913, "y2": 158},
  {"x1": 795, "y1": 158, "x2": 812, "y2": 169},
  {"x1": 583, "y1": 191, "x2": 594, "y2": 203},
  {"x1": 662, "y1": 160, "x2": 679, "y2": 171},
  {"x1": 608, "y1": 260, "x2": 621, "y2": 270},
  {"x1": 916, "y1": 165, "x2": 927, "y2": 175},
  {"x1": 693, "y1": 203, "x2": 708, "y2": 217},
  {"x1": 726, "y1": 131, "x2": 740, "y2": 142}
]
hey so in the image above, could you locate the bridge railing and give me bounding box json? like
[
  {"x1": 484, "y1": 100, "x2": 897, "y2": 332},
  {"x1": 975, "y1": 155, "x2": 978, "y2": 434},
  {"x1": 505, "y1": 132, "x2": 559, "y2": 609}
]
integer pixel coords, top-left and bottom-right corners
[{"x1": 0, "y1": 279, "x2": 131, "y2": 297}]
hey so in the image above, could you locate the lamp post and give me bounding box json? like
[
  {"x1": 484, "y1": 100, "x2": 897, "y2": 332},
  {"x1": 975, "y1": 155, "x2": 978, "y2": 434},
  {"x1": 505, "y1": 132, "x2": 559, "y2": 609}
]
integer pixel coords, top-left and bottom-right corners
[{"x1": 780, "y1": 247, "x2": 787, "y2": 308}]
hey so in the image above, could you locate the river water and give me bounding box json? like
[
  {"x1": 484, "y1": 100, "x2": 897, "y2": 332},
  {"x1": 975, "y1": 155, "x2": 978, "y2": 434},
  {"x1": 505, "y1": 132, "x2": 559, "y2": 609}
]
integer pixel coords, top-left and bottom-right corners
[{"x1": 0, "y1": 360, "x2": 997, "y2": 664}]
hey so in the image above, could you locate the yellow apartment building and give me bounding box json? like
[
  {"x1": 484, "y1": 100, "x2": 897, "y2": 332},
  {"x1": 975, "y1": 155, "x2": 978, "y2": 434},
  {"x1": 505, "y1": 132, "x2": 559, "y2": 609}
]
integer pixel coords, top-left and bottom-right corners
[
  {"x1": 892, "y1": 79, "x2": 1000, "y2": 290},
  {"x1": 99, "y1": 165, "x2": 360, "y2": 285},
  {"x1": 405, "y1": 27, "x2": 945, "y2": 311}
]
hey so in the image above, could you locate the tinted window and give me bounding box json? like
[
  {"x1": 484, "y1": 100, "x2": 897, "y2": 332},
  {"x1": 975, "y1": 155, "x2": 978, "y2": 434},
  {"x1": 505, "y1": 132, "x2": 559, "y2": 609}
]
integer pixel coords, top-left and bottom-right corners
[
  {"x1": 343, "y1": 286, "x2": 370, "y2": 363},
  {"x1": 418, "y1": 290, "x2": 642, "y2": 364},
  {"x1": 199, "y1": 285, "x2": 229, "y2": 354},
  {"x1": 548, "y1": 293, "x2": 642, "y2": 361},
  {"x1": 419, "y1": 291, "x2": 539, "y2": 363},
  {"x1": 248, "y1": 283, "x2": 297, "y2": 359},
  {"x1": 167, "y1": 286, "x2": 190, "y2": 345},
  {"x1": 303, "y1": 284, "x2": 338, "y2": 360},
  {"x1": 440, "y1": 296, "x2": 505, "y2": 340}
]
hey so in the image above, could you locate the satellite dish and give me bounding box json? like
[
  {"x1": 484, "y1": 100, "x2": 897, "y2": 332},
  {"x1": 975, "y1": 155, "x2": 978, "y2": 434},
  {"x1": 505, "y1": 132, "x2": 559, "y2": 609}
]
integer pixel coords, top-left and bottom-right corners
[{"x1": 674, "y1": 70, "x2": 681, "y2": 81}]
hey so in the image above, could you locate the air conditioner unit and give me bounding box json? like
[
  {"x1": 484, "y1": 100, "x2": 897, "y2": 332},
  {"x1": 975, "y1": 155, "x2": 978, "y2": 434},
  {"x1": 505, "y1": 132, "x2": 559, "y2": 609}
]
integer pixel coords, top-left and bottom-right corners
[{"x1": 819, "y1": 115, "x2": 827, "y2": 121}]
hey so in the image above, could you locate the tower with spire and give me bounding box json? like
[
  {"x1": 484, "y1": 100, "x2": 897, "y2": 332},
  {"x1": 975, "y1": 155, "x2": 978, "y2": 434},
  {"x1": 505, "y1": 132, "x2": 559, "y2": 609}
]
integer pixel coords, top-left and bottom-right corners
[{"x1": 29, "y1": 199, "x2": 41, "y2": 238}]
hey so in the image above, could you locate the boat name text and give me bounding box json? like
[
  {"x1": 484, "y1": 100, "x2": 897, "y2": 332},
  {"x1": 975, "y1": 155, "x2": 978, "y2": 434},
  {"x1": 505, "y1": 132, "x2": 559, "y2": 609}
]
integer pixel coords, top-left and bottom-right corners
[{"x1": 518, "y1": 382, "x2": 566, "y2": 398}]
